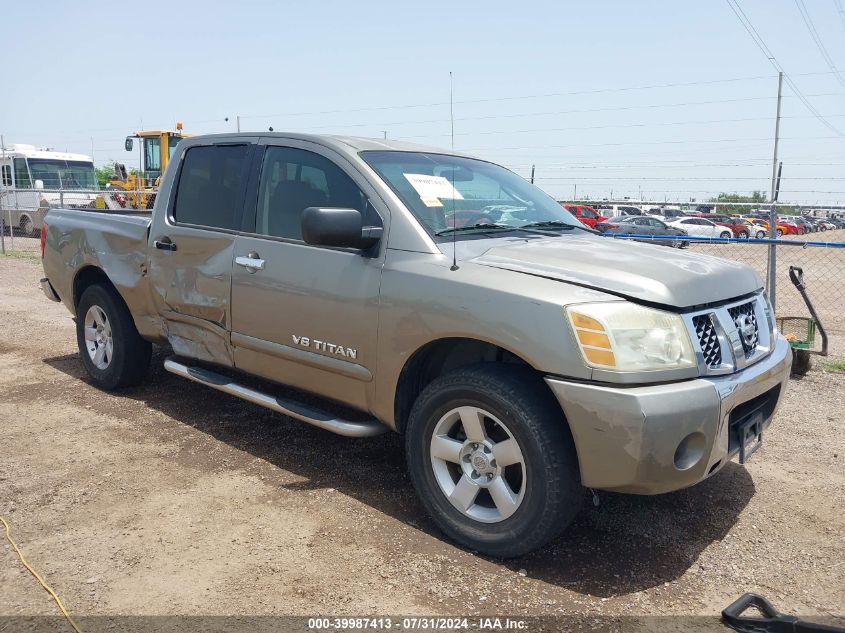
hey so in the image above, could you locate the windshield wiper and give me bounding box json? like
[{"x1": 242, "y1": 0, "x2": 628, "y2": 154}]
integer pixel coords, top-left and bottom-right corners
[
  {"x1": 520, "y1": 221, "x2": 576, "y2": 230},
  {"x1": 435, "y1": 223, "x2": 518, "y2": 236}
]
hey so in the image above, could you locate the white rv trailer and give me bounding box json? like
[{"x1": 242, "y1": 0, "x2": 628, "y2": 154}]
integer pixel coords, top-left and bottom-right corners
[{"x1": 0, "y1": 144, "x2": 98, "y2": 235}]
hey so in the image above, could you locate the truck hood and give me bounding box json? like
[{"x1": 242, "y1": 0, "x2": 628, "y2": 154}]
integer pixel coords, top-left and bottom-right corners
[{"x1": 467, "y1": 234, "x2": 763, "y2": 309}]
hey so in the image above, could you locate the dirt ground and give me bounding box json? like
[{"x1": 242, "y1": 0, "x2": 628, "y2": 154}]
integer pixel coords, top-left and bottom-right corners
[{"x1": 1, "y1": 256, "x2": 843, "y2": 626}]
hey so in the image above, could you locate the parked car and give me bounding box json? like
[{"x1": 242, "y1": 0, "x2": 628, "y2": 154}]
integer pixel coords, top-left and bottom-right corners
[
  {"x1": 817, "y1": 219, "x2": 837, "y2": 231},
  {"x1": 563, "y1": 204, "x2": 606, "y2": 229},
  {"x1": 777, "y1": 218, "x2": 802, "y2": 235},
  {"x1": 692, "y1": 213, "x2": 750, "y2": 238},
  {"x1": 595, "y1": 203, "x2": 644, "y2": 216},
  {"x1": 742, "y1": 219, "x2": 768, "y2": 239},
  {"x1": 752, "y1": 219, "x2": 790, "y2": 238},
  {"x1": 667, "y1": 217, "x2": 729, "y2": 239},
  {"x1": 788, "y1": 217, "x2": 813, "y2": 234},
  {"x1": 596, "y1": 215, "x2": 688, "y2": 247},
  {"x1": 39, "y1": 133, "x2": 792, "y2": 557},
  {"x1": 647, "y1": 207, "x2": 689, "y2": 220}
]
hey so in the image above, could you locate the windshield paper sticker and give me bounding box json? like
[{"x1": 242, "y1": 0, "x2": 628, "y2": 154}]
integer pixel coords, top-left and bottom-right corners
[{"x1": 403, "y1": 173, "x2": 464, "y2": 207}]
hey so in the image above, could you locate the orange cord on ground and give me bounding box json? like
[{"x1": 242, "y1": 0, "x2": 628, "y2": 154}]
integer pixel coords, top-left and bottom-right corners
[{"x1": 0, "y1": 515, "x2": 83, "y2": 633}]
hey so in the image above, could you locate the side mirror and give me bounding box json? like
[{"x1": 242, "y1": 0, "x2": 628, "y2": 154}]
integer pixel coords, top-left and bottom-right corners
[
  {"x1": 301, "y1": 207, "x2": 382, "y2": 250},
  {"x1": 125, "y1": 137, "x2": 134, "y2": 152},
  {"x1": 34, "y1": 179, "x2": 44, "y2": 190}
]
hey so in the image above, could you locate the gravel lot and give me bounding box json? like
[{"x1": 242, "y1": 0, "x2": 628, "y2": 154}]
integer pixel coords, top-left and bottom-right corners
[{"x1": 0, "y1": 256, "x2": 843, "y2": 627}]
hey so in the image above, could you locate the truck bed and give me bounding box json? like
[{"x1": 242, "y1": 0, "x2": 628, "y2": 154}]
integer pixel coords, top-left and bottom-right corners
[{"x1": 41, "y1": 207, "x2": 153, "y2": 318}]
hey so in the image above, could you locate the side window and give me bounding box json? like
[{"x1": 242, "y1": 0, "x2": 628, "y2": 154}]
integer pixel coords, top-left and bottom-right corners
[
  {"x1": 255, "y1": 146, "x2": 367, "y2": 241},
  {"x1": 172, "y1": 144, "x2": 249, "y2": 230},
  {"x1": 13, "y1": 158, "x2": 31, "y2": 189},
  {"x1": 581, "y1": 207, "x2": 597, "y2": 219},
  {"x1": 1, "y1": 164, "x2": 11, "y2": 187}
]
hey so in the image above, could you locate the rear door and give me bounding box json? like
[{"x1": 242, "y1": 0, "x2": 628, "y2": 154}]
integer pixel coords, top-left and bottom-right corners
[
  {"x1": 147, "y1": 140, "x2": 257, "y2": 365},
  {"x1": 228, "y1": 139, "x2": 387, "y2": 410}
]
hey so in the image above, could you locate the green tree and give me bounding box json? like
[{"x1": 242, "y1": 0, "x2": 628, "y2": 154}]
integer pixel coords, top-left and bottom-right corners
[{"x1": 95, "y1": 163, "x2": 116, "y2": 188}]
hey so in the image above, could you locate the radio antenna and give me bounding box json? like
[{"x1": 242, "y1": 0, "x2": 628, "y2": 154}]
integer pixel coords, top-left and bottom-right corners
[{"x1": 449, "y1": 71, "x2": 459, "y2": 271}]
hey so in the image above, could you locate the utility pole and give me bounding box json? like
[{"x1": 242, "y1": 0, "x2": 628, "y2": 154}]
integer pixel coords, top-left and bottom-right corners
[
  {"x1": 382, "y1": 130, "x2": 388, "y2": 140},
  {"x1": 530, "y1": 164, "x2": 535, "y2": 184},
  {"x1": 573, "y1": 183, "x2": 577, "y2": 200},
  {"x1": 768, "y1": 72, "x2": 783, "y2": 310}
]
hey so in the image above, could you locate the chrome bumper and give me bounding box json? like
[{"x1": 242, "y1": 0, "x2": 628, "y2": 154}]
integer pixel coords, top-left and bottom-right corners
[
  {"x1": 545, "y1": 335, "x2": 792, "y2": 494},
  {"x1": 40, "y1": 277, "x2": 61, "y2": 302}
]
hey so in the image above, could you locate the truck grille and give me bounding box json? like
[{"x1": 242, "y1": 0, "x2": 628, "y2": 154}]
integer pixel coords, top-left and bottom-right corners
[
  {"x1": 728, "y1": 301, "x2": 759, "y2": 355},
  {"x1": 693, "y1": 315, "x2": 722, "y2": 368}
]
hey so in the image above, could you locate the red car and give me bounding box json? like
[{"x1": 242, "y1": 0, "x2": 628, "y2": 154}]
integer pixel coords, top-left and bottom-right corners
[
  {"x1": 776, "y1": 218, "x2": 803, "y2": 235},
  {"x1": 692, "y1": 213, "x2": 750, "y2": 238},
  {"x1": 564, "y1": 204, "x2": 606, "y2": 229}
]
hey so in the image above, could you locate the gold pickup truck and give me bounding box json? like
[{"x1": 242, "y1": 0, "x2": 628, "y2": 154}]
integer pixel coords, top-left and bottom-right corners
[{"x1": 40, "y1": 133, "x2": 791, "y2": 557}]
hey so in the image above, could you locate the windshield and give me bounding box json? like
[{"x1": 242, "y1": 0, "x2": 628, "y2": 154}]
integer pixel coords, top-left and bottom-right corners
[
  {"x1": 26, "y1": 159, "x2": 96, "y2": 190},
  {"x1": 361, "y1": 151, "x2": 582, "y2": 237}
]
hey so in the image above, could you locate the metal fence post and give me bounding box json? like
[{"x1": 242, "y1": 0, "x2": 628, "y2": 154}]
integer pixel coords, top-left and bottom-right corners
[
  {"x1": 0, "y1": 199, "x2": 5, "y2": 255},
  {"x1": 768, "y1": 202, "x2": 777, "y2": 312},
  {"x1": 6, "y1": 207, "x2": 12, "y2": 251}
]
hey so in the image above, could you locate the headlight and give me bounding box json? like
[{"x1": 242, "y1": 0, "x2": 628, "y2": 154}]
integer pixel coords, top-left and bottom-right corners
[{"x1": 566, "y1": 302, "x2": 696, "y2": 372}]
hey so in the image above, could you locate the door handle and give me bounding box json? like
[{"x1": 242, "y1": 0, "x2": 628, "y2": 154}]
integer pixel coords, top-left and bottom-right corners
[
  {"x1": 154, "y1": 238, "x2": 177, "y2": 251},
  {"x1": 235, "y1": 253, "x2": 265, "y2": 273}
]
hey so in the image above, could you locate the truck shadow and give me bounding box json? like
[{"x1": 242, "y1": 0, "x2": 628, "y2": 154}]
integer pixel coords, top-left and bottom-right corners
[{"x1": 44, "y1": 351, "x2": 754, "y2": 598}]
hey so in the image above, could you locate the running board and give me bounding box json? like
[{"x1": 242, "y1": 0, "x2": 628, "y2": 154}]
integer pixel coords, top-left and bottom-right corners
[{"x1": 163, "y1": 359, "x2": 387, "y2": 438}]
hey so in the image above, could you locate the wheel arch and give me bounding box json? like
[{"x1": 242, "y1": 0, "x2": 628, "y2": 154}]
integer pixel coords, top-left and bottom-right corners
[
  {"x1": 393, "y1": 337, "x2": 572, "y2": 441},
  {"x1": 72, "y1": 266, "x2": 121, "y2": 309}
]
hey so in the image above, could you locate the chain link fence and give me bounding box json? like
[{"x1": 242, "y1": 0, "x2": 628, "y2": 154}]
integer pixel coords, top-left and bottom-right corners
[
  {"x1": 0, "y1": 187, "x2": 149, "y2": 255},
  {"x1": 2, "y1": 188, "x2": 843, "y2": 356}
]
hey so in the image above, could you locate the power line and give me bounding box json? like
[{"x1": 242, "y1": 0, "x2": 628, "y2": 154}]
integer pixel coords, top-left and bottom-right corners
[
  {"x1": 836, "y1": 0, "x2": 845, "y2": 31},
  {"x1": 725, "y1": 0, "x2": 845, "y2": 136},
  {"x1": 462, "y1": 134, "x2": 841, "y2": 152},
  {"x1": 794, "y1": 0, "x2": 845, "y2": 89},
  {"x1": 396, "y1": 113, "x2": 845, "y2": 141}
]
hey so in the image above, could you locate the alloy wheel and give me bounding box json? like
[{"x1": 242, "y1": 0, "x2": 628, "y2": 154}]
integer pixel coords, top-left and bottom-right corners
[{"x1": 430, "y1": 406, "x2": 526, "y2": 523}]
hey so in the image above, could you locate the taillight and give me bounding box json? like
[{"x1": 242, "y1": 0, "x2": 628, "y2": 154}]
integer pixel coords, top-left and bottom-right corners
[{"x1": 40, "y1": 222, "x2": 47, "y2": 258}]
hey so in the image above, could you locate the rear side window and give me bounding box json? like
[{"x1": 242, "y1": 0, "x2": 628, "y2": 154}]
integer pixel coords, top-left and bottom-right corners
[
  {"x1": 580, "y1": 207, "x2": 598, "y2": 219},
  {"x1": 1, "y1": 164, "x2": 11, "y2": 186},
  {"x1": 172, "y1": 144, "x2": 249, "y2": 230}
]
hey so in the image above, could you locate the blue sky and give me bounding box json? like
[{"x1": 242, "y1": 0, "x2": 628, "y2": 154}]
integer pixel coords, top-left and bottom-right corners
[{"x1": 2, "y1": 0, "x2": 845, "y2": 204}]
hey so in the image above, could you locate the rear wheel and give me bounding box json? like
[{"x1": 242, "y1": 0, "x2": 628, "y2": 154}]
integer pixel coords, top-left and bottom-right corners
[
  {"x1": 776, "y1": 228, "x2": 784, "y2": 237},
  {"x1": 76, "y1": 284, "x2": 151, "y2": 390},
  {"x1": 19, "y1": 215, "x2": 35, "y2": 237},
  {"x1": 406, "y1": 364, "x2": 581, "y2": 557},
  {"x1": 755, "y1": 230, "x2": 766, "y2": 239},
  {"x1": 719, "y1": 231, "x2": 732, "y2": 239}
]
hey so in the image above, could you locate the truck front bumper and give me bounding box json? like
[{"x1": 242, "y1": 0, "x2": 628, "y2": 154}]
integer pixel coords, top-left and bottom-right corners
[{"x1": 545, "y1": 335, "x2": 792, "y2": 494}]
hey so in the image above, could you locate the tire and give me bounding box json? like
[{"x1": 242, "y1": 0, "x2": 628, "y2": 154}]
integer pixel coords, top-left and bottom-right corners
[
  {"x1": 75, "y1": 283, "x2": 151, "y2": 390},
  {"x1": 19, "y1": 215, "x2": 35, "y2": 237},
  {"x1": 719, "y1": 231, "x2": 731, "y2": 239},
  {"x1": 405, "y1": 363, "x2": 581, "y2": 558},
  {"x1": 776, "y1": 229, "x2": 783, "y2": 237},
  {"x1": 739, "y1": 230, "x2": 749, "y2": 239},
  {"x1": 755, "y1": 230, "x2": 766, "y2": 239}
]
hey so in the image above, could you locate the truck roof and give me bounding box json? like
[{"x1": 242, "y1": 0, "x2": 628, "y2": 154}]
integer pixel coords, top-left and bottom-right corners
[{"x1": 183, "y1": 133, "x2": 479, "y2": 160}]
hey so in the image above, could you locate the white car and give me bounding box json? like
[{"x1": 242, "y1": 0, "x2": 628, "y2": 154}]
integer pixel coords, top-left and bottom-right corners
[{"x1": 667, "y1": 217, "x2": 732, "y2": 239}]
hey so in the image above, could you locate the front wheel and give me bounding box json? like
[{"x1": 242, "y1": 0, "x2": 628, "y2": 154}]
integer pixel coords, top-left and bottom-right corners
[
  {"x1": 719, "y1": 231, "x2": 732, "y2": 239},
  {"x1": 76, "y1": 284, "x2": 152, "y2": 390},
  {"x1": 776, "y1": 228, "x2": 784, "y2": 237},
  {"x1": 755, "y1": 230, "x2": 766, "y2": 239},
  {"x1": 406, "y1": 364, "x2": 581, "y2": 557}
]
